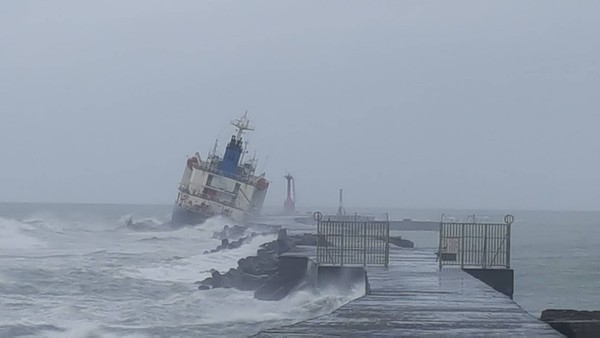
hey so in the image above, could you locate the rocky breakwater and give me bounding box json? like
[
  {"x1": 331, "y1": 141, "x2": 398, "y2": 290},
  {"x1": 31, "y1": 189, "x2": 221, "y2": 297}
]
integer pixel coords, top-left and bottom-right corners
[
  {"x1": 197, "y1": 229, "x2": 332, "y2": 301},
  {"x1": 204, "y1": 229, "x2": 273, "y2": 254},
  {"x1": 388, "y1": 235, "x2": 414, "y2": 248},
  {"x1": 375, "y1": 235, "x2": 414, "y2": 248},
  {"x1": 541, "y1": 309, "x2": 600, "y2": 337},
  {"x1": 212, "y1": 225, "x2": 248, "y2": 241},
  {"x1": 197, "y1": 229, "x2": 295, "y2": 291}
]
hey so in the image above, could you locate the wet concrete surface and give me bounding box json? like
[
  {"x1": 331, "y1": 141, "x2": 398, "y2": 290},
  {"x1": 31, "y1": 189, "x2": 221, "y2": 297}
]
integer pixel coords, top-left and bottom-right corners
[{"x1": 258, "y1": 246, "x2": 561, "y2": 337}]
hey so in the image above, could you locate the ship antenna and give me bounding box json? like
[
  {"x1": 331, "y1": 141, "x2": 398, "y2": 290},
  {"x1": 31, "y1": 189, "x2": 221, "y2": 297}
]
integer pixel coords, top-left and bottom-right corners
[
  {"x1": 240, "y1": 140, "x2": 249, "y2": 164},
  {"x1": 231, "y1": 111, "x2": 255, "y2": 139},
  {"x1": 211, "y1": 139, "x2": 219, "y2": 157}
]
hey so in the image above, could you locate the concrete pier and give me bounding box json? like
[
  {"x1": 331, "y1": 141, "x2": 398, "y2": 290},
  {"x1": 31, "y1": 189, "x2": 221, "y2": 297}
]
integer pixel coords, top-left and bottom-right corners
[{"x1": 257, "y1": 245, "x2": 561, "y2": 336}]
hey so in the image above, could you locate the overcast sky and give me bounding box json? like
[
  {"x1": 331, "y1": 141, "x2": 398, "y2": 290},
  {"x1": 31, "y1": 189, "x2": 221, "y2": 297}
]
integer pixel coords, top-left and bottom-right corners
[{"x1": 1, "y1": 1, "x2": 599, "y2": 210}]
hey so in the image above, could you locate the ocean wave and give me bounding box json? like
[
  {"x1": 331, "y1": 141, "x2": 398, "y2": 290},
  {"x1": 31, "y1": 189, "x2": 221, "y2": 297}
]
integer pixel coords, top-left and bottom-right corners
[
  {"x1": 123, "y1": 233, "x2": 276, "y2": 284},
  {"x1": 120, "y1": 215, "x2": 166, "y2": 232},
  {"x1": 122, "y1": 215, "x2": 240, "y2": 240},
  {"x1": 19, "y1": 212, "x2": 81, "y2": 234},
  {"x1": 136, "y1": 236, "x2": 171, "y2": 242},
  {"x1": 0, "y1": 324, "x2": 64, "y2": 338},
  {"x1": 122, "y1": 214, "x2": 238, "y2": 231},
  {"x1": 0, "y1": 217, "x2": 46, "y2": 250},
  {"x1": 160, "y1": 282, "x2": 365, "y2": 335},
  {"x1": 37, "y1": 321, "x2": 148, "y2": 338}
]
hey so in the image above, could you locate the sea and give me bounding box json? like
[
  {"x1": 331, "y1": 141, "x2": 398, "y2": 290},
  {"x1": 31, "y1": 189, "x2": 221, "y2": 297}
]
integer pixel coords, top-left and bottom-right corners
[{"x1": 1, "y1": 203, "x2": 598, "y2": 337}]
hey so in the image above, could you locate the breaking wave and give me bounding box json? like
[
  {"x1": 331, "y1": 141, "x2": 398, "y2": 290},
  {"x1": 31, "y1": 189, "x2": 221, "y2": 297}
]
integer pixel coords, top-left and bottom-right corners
[
  {"x1": 0, "y1": 205, "x2": 364, "y2": 337},
  {"x1": 0, "y1": 217, "x2": 45, "y2": 250},
  {"x1": 126, "y1": 232, "x2": 277, "y2": 283}
]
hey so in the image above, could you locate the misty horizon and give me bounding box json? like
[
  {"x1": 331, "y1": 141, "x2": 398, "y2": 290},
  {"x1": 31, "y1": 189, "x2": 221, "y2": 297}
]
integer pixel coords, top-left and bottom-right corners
[{"x1": 2, "y1": 1, "x2": 599, "y2": 211}]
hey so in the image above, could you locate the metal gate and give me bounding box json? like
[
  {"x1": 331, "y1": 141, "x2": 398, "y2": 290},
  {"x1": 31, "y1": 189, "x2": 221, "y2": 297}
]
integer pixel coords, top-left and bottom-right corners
[
  {"x1": 438, "y1": 214, "x2": 514, "y2": 270},
  {"x1": 315, "y1": 213, "x2": 390, "y2": 267}
]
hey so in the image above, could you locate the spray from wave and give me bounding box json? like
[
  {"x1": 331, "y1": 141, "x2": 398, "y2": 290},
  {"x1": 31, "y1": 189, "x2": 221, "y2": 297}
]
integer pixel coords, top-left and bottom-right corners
[
  {"x1": 0, "y1": 217, "x2": 45, "y2": 250},
  {"x1": 0, "y1": 205, "x2": 365, "y2": 337}
]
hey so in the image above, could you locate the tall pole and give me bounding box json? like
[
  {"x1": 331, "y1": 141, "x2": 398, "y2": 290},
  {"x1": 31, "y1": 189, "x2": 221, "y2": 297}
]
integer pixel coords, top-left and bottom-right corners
[{"x1": 337, "y1": 188, "x2": 345, "y2": 216}]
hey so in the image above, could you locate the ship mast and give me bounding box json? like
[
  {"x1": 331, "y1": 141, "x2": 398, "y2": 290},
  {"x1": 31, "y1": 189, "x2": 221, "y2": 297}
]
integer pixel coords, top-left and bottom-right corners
[{"x1": 231, "y1": 111, "x2": 254, "y2": 139}]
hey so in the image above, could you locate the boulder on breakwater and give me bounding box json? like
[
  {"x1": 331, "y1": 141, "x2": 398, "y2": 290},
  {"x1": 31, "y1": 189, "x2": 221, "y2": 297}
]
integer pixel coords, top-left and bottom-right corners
[
  {"x1": 254, "y1": 255, "x2": 317, "y2": 301},
  {"x1": 541, "y1": 309, "x2": 600, "y2": 337},
  {"x1": 197, "y1": 229, "x2": 295, "y2": 291},
  {"x1": 288, "y1": 233, "x2": 333, "y2": 246},
  {"x1": 212, "y1": 225, "x2": 248, "y2": 241},
  {"x1": 204, "y1": 224, "x2": 275, "y2": 254},
  {"x1": 388, "y1": 235, "x2": 414, "y2": 248},
  {"x1": 204, "y1": 237, "x2": 247, "y2": 254},
  {"x1": 197, "y1": 230, "x2": 345, "y2": 298}
]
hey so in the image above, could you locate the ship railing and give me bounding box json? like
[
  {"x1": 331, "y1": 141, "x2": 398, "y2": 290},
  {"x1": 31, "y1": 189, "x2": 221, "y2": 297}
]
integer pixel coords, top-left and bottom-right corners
[
  {"x1": 179, "y1": 187, "x2": 239, "y2": 209},
  {"x1": 192, "y1": 163, "x2": 252, "y2": 184},
  {"x1": 438, "y1": 214, "x2": 514, "y2": 270}
]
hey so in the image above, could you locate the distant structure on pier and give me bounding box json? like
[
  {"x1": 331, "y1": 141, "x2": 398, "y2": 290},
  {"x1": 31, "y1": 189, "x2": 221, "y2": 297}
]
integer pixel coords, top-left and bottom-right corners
[
  {"x1": 336, "y1": 188, "x2": 346, "y2": 216},
  {"x1": 283, "y1": 173, "x2": 296, "y2": 215}
]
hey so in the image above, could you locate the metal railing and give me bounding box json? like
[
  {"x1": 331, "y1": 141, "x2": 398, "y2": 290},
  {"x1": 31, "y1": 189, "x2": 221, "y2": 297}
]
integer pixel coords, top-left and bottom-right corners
[
  {"x1": 315, "y1": 212, "x2": 390, "y2": 267},
  {"x1": 193, "y1": 160, "x2": 253, "y2": 184},
  {"x1": 438, "y1": 214, "x2": 514, "y2": 270}
]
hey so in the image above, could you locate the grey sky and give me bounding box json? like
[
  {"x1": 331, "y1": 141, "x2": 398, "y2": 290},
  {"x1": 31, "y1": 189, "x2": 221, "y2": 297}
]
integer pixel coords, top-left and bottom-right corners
[{"x1": 1, "y1": 1, "x2": 599, "y2": 210}]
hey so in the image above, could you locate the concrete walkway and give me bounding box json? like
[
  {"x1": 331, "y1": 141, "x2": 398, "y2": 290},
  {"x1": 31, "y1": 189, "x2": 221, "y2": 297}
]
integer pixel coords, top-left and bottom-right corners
[{"x1": 258, "y1": 246, "x2": 561, "y2": 337}]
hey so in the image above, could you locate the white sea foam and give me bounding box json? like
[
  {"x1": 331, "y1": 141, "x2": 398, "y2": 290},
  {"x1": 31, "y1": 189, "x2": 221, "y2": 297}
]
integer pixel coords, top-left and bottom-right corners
[
  {"x1": 128, "y1": 233, "x2": 277, "y2": 283},
  {"x1": 0, "y1": 217, "x2": 45, "y2": 250},
  {"x1": 197, "y1": 285, "x2": 365, "y2": 325},
  {"x1": 21, "y1": 217, "x2": 68, "y2": 234},
  {"x1": 39, "y1": 321, "x2": 148, "y2": 338},
  {"x1": 0, "y1": 206, "x2": 366, "y2": 337}
]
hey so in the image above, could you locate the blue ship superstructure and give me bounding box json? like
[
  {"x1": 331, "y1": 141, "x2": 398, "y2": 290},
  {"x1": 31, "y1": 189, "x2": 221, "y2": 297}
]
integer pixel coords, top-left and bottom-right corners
[{"x1": 219, "y1": 136, "x2": 244, "y2": 178}]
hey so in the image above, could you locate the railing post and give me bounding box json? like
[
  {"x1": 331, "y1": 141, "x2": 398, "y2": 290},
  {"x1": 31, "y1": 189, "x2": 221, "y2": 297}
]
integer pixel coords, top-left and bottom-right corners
[
  {"x1": 460, "y1": 223, "x2": 465, "y2": 269},
  {"x1": 384, "y1": 219, "x2": 390, "y2": 268},
  {"x1": 482, "y1": 223, "x2": 488, "y2": 269},
  {"x1": 363, "y1": 221, "x2": 367, "y2": 267},
  {"x1": 314, "y1": 211, "x2": 323, "y2": 264},
  {"x1": 506, "y1": 222, "x2": 511, "y2": 268},
  {"x1": 438, "y1": 215, "x2": 444, "y2": 271},
  {"x1": 340, "y1": 222, "x2": 344, "y2": 267},
  {"x1": 316, "y1": 219, "x2": 320, "y2": 264},
  {"x1": 505, "y1": 214, "x2": 513, "y2": 269}
]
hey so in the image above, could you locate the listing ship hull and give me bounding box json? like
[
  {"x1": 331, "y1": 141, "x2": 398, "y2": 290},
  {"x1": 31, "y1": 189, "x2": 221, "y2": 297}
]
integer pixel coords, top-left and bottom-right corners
[
  {"x1": 171, "y1": 204, "x2": 211, "y2": 226},
  {"x1": 170, "y1": 113, "x2": 269, "y2": 226}
]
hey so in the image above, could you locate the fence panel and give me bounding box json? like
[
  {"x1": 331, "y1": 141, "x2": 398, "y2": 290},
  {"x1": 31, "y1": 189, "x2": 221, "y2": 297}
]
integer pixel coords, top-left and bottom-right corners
[
  {"x1": 438, "y1": 214, "x2": 514, "y2": 270},
  {"x1": 317, "y1": 220, "x2": 390, "y2": 267}
]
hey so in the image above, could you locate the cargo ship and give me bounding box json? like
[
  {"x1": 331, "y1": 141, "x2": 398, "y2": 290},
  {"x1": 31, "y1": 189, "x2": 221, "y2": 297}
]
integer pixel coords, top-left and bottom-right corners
[{"x1": 171, "y1": 113, "x2": 270, "y2": 225}]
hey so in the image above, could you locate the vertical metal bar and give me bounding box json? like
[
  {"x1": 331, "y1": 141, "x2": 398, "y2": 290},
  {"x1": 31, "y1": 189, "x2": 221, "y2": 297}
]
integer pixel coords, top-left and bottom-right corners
[
  {"x1": 492, "y1": 224, "x2": 496, "y2": 267},
  {"x1": 506, "y1": 220, "x2": 511, "y2": 269},
  {"x1": 460, "y1": 223, "x2": 465, "y2": 269},
  {"x1": 363, "y1": 221, "x2": 367, "y2": 267},
  {"x1": 468, "y1": 223, "x2": 471, "y2": 267},
  {"x1": 467, "y1": 219, "x2": 471, "y2": 267},
  {"x1": 341, "y1": 221, "x2": 344, "y2": 266},
  {"x1": 386, "y1": 220, "x2": 390, "y2": 267},
  {"x1": 482, "y1": 223, "x2": 488, "y2": 269},
  {"x1": 438, "y1": 215, "x2": 444, "y2": 270},
  {"x1": 478, "y1": 223, "x2": 482, "y2": 268},
  {"x1": 317, "y1": 220, "x2": 320, "y2": 264},
  {"x1": 496, "y1": 224, "x2": 499, "y2": 266},
  {"x1": 367, "y1": 222, "x2": 371, "y2": 265},
  {"x1": 381, "y1": 222, "x2": 384, "y2": 265},
  {"x1": 368, "y1": 222, "x2": 371, "y2": 265}
]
